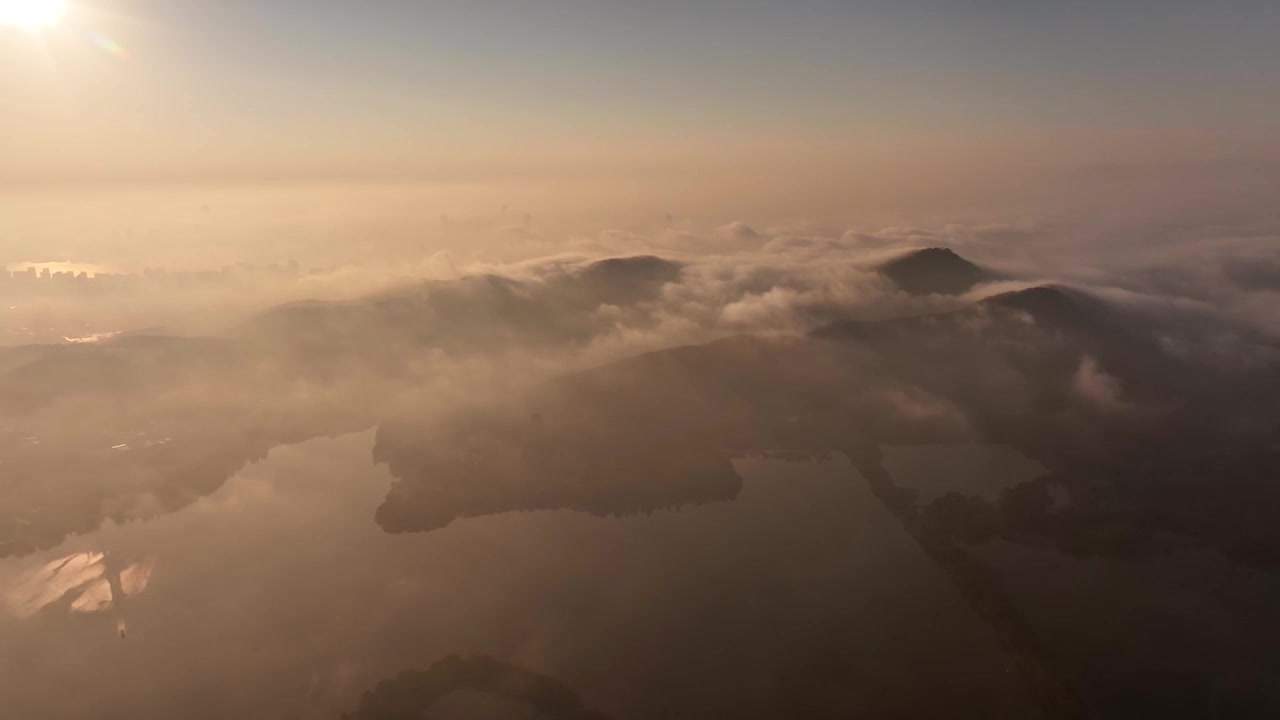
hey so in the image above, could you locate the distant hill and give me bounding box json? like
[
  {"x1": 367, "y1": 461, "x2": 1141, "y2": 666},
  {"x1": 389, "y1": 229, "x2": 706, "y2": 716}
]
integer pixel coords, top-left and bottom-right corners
[
  {"x1": 236, "y1": 255, "x2": 683, "y2": 364},
  {"x1": 878, "y1": 247, "x2": 992, "y2": 296}
]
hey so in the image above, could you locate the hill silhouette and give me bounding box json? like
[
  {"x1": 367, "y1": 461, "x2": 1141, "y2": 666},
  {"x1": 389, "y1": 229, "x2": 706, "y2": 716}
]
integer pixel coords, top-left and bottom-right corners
[{"x1": 878, "y1": 247, "x2": 992, "y2": 296}]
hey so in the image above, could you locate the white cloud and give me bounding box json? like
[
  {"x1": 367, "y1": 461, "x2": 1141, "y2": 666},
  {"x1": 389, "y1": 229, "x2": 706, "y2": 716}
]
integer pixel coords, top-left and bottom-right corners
[{"x1": 1072, "y1": 356, "x2": 1127, "y2": 410}]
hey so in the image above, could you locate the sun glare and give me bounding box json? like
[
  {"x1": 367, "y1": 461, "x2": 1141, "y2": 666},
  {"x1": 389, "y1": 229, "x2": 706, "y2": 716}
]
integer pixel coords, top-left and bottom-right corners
[{"x1": 0, "y1": 0, "x2": 67, "y2": 32}]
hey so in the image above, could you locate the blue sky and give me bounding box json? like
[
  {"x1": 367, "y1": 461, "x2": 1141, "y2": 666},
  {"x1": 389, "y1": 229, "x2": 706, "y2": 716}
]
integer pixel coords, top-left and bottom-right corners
[{"x1": 2, "y1": 0, "x2": 1278, "y2": 182}]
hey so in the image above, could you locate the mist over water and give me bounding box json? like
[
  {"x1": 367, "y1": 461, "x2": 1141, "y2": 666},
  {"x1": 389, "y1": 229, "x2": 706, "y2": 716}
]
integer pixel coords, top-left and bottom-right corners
[
  {"x1": 0, "y1": 436, "x2": 1051, "y2": 719},
  {"x1": 5, "y1": 1, "x2": 1280, "y2": 716},
  {"x1": 2, "y1": 197, "x2": 1279, "y2": 717}
]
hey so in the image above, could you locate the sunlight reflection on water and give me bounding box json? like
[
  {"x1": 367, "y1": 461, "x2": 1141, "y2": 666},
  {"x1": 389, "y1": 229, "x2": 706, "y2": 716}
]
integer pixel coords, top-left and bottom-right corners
[{"x1": 4, "y1": 551, "x2": 155, "y2": 620}]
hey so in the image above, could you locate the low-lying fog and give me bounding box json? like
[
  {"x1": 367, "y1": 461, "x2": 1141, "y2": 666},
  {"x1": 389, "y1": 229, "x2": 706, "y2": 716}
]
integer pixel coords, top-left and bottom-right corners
[{"x1": 3, "y1": 191, "x2": 1280, "y2": 719}]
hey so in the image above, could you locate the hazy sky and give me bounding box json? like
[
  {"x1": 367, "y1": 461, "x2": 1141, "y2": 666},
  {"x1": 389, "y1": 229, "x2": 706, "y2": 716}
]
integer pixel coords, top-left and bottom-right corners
[{"x1": 3, "y1": 0, "x2": 1278, "y2": 184}]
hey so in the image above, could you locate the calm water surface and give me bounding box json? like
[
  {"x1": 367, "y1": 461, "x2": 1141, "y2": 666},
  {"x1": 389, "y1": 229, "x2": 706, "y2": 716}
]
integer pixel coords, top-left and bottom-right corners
[{"x1": 0, "y1": 434, "x2": 1043, "y2": 719}]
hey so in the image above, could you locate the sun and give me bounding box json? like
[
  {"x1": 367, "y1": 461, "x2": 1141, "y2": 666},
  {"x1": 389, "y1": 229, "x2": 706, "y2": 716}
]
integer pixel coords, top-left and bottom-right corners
[{"x1": 0, "y1": 0, "x2": 67, "y2": 33}]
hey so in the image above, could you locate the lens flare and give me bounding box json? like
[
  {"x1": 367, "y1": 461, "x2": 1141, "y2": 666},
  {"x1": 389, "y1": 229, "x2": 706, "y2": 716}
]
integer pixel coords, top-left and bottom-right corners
[{"x1": 88, "y1": 30, "x2": 126, "y2": 58}]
